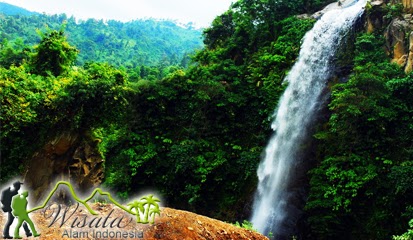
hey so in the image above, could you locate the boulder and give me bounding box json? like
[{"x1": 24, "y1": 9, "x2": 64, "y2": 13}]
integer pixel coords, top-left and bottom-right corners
[
  {"x1": 24, "y1": 132, "x2": 104, "y2": 203},
  {"x1": 366, "y1": 0, "x2": 386, "y2": 32},
  {"x1": 385, "y1": 18, "x2": 411, "y2": 67}
]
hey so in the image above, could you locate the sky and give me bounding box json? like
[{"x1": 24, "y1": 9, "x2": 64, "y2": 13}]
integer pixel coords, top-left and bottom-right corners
[{"x1": 1, "y1": 0, "x2": 234, "y2": 27}]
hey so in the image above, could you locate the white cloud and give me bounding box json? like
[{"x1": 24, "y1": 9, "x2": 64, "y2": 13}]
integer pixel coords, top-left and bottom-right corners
[{"x1": 1, "y1": 0, "x2": 234, "y2": 27}]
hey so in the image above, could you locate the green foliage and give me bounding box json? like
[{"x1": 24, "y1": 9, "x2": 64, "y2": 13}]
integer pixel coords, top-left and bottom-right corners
[
  {"x1": 0, "y1": 13, "x2": 203, "y2": 67},
  {"x1": 0, "y1": 28, "x2": 130, "y2": 183},
  {"x1": 384, "y1": 3, "x2": 404, "y2": 20},
  {"x1": 57, "y1": 62, "x2": 130, "y2": 129},
  {"x1": 102, "y1": 71, "x2": 265, "y2": 216},
  {"x1": 45, "y1": 0, "x2": 322, "y2": 220},
  {"x1": 306, "y1": 33, "x2": 413, "y2": 239},
  {"x1": 389, "y1": 163, "x2": 413, "y2": 196},
  {"x1": 0, "y1": 65, "x2": 43, "y2": 138},
  {"x1": 0, "y1": 38, "x2": 31, "y2": 68},
  {"x1": 3, "y1": 2, "x2": 411, "y2": 239},
  {"x1": 30, "y1": 29, "x2": 78, "y2": 76},
  {"x1": 0, "y1": 65, "x2": 46, "y2": 181},
  {"x1": 393, "y1": 219, "x2": 413, "y2": 240},
  {"x1": 234, "y1": 220, "x2": 257, "y2": 232},
  {"x1": 99, "y1": 0, "x2": 318, "y2": 219}
]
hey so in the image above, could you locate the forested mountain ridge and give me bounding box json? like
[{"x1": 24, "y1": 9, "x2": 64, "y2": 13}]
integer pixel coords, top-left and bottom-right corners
[
  {"x1": 0, "y1": 6, "x2": 203, "y2": 67},
  {"x1": 0, "y1": 0, "x2": 412, "y2": 239}
]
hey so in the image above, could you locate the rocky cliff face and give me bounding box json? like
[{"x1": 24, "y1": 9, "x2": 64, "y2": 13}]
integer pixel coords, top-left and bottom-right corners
[
  {"x1": 24, "y1": 132, "x2": 104, "y2": 203},
  {"x1": 386, "y1": 16, "x2": 412, "y2": 66},
  {"x1": 368, "y1": 0, "x2": 413, "y2": 73}
]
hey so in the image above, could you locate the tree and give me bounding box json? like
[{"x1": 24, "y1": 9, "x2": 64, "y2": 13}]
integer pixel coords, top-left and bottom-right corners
[
  {"x1": 0, "y1": 38, "x2": 31, "y2": 68},
  {"x1": 30, "y1": 29, "x2": 78, "y2": 76}
]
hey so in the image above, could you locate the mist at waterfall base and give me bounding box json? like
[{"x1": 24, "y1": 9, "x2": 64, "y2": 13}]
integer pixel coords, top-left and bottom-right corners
[{"x1": 250, "y1": 0, "x2": 367, "y2": 238}]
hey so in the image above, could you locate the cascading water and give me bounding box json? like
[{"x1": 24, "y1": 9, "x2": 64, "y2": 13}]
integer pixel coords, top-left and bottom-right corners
[{"x1": 251, "y1": 0, "x2": 367, "y2": 237}]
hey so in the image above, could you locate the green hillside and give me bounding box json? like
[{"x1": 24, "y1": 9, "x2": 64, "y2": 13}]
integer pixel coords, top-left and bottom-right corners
[
  {"x1": 0, "y1": 11, "x2": 203, "y2": 67},
  {"x1": 0, "y1": 2, "x2": 37, "y2": 16}
]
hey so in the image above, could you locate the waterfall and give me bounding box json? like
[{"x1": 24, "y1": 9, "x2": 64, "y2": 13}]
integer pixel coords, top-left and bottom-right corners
[{"x1": 250, "y1": 0, "x2": 367, "y2": 237}]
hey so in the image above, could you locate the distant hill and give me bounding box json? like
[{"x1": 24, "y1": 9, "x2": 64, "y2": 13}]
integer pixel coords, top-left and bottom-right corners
[
  {"x1": 0, "y1": 3, "x2": 203, "y2": 67},
  {"x1": 0, "y1": 2, "x2": 37, "y2": 16}
]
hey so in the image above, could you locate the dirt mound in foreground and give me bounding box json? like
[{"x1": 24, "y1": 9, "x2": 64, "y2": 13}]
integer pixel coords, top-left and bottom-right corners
[
  {"x1": 0, "y1": 203, "x2": 268, "y2": 240},
  {"x1": 146, "y1": 207, "x2": 267, "y2": 240}
]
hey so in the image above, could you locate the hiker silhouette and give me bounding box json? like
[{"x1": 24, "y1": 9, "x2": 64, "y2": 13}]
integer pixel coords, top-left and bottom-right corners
[
  {"x1": 12, "y1": 191, "x2": 40, "y2": 239},
  {"x1": 1, "y1": 181, "x2": 32, "y2": 239}
]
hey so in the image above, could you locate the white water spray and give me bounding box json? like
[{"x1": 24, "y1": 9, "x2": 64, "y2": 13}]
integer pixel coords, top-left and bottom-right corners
[{"x1": 251, "y1": 0, "x2": 367, "y2": 236}]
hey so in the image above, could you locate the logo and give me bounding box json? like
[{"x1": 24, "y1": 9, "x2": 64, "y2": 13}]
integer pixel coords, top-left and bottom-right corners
[
  {"x1": 1, "y1": 181, "x2": 40, "y2": 239},
  {"x1": 1, "y1": 180, "x2": 161, "y2": 239}
]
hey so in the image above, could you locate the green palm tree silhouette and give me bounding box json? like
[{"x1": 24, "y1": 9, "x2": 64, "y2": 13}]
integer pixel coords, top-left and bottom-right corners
[
  {"x1": 149, "y1": 208, "x2": 161, "y2": 224},
  {"x1": 140, "y1": 194, "x2": 160, "y2": 223},
  {"x1": 127, "y1": 200, "x2": 145, "y2": 223}
]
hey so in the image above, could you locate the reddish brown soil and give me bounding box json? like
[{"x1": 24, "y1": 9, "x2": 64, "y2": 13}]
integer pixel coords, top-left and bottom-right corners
[{"x1": 0, "y1": 203, "x2": 268, "y2": 240}]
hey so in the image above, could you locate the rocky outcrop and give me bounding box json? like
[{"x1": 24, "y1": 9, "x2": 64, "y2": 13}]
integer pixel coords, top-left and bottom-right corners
[
  {"x1": 24, "y1": 132, "x2": 104, "y2": 203},
  {"x1": 366, "y1": 0, "x2": 387, "y2": 32},
  {"x1": 386, "y1": 17, "x2": 410, "y2": 62},
  {"x1": 385, "y1": 15, "x2": 413, "y2": 72},
  {"x1": 367, "y1": 0, "x2": 413, "y2": 72}
]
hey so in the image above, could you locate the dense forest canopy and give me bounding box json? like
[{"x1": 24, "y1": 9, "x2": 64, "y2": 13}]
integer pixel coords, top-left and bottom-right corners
[
  {"x1": 1, "y1": 0, "x2": 412, "y2": 239},
  {"x1": 0, "y1": 6, "x2": 203, "y2": 67}
]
